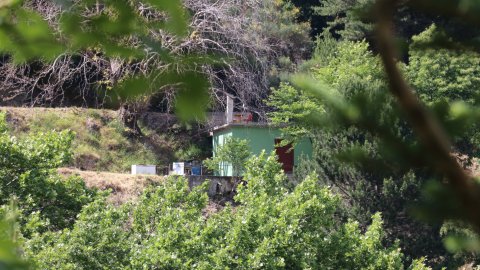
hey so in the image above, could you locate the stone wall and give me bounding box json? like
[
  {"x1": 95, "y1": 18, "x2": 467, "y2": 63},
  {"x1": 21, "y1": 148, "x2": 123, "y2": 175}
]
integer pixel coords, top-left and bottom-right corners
[{"x1": 187, "y1": 176, "x2": 236, "y2": 198}]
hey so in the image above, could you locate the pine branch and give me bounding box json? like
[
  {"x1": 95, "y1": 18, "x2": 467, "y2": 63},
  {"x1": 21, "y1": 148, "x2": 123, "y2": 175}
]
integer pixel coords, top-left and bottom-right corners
[{"x1": 374, "y1": 0, "x2": 480, "y2": 232}]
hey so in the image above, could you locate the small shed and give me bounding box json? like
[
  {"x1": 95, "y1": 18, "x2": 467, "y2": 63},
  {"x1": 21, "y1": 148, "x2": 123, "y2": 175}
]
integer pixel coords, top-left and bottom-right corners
[{"x1": 210, "y1": 123, "x2": 313, "y2": 176}]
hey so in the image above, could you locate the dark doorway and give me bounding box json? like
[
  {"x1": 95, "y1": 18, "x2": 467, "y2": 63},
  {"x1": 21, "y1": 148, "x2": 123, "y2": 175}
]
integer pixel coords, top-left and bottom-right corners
[{"x1": 275, "y1": 139, "x2": 294, "y2": 173}]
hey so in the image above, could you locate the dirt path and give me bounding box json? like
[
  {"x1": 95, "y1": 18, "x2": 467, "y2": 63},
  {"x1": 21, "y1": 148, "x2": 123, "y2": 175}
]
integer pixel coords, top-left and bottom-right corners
[{"x1": 58, "y1": 168, "x2": 164, "y2": 205}]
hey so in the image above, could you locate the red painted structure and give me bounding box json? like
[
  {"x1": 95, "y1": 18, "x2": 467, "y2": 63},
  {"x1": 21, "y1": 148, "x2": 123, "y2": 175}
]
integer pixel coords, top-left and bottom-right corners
[{"x1": 274, "y1": 139, "x2": 294, "y2": 173}]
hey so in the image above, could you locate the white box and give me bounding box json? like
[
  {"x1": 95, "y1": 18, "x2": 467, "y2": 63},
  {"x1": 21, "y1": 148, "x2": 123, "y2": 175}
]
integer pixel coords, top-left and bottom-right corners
[
  {"x1": 171, "y1": 162, "x2": 185, "y2": 175},
  {"x1": 131, "y1": 165, "x2": 157, "y2": 175}
]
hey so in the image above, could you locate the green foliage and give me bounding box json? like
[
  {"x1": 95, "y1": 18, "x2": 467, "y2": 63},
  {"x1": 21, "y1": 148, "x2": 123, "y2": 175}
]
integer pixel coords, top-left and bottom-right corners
[
  {"x1": 4, "y1": 109, "x2": 174, "y2": 172},
  {"x1": 24, "y1": 177, "x2": 209, "y2": 269},
  {"x1": 0, "y1": 0, "x2": 188, "y2": 61},
  {"x1": 408, "y1": 258, "x2": 432, "y2": 270},
  {"x1": 175, "y1": 144, "x2": 203, "y2": 161},
  {"x1": 0, "y1": 113, "x2": 98, "y2": 234},
  {"x1": 129, "y1": 177, "x2": 210, "y2": 269},
  {"x1": 3, "y1": 1, "x2": 480, "y2": 268},
  {"x1": 25, "y1": 152, "x2": 424, "y2": 269},
  {"x1": 316, "y1": 0, "x2": 375, "y2": 40},
  {"x1": 0, "y1": 112, "x2": 7, "y2": 134},
  {"x1": 204, "y1": 137, "x2": 252, "y2": 177},
  {"x1": 268, "y1": 35, "x2": 472, "y2": 266},
  {"x1": 218, "y1": 152, "x2": 404, "y2": 269},
  {"x1": 252, "y1": 0, "x2": 312, "y2": 63},
  {"x1": 0, "y1": 4, "x2": 64, "y2": 63},
  {"x1": 267, "y1": 82, "x2": 321, "y2": 140},
  {"x1": 309, "y1": 0, "x2": 480, "y2": 46},
  {"x1": 26, "y1": 196, "x2": 130, "y2": 270},
  {"x1": 288, "y1": 0, "x2": 329, "y2": 38},
  {"x1": 408, "y1": 25, "x2": 480, "y2": 104},
  {"x1": 0, "y1": 216, "x2": 30, "y2": 270},
  {"x1": 407, "y1": 25, "x2": 480, "y2": 157},
  {"x1": 440, "y1": 221, "x2": 480, "y2": 265}
]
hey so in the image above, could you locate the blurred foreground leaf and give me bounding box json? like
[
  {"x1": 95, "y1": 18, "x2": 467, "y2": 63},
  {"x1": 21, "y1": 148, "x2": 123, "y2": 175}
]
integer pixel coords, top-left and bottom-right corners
[{"x1": 0, "y1": 207, "x2": 29, "y2": 270}]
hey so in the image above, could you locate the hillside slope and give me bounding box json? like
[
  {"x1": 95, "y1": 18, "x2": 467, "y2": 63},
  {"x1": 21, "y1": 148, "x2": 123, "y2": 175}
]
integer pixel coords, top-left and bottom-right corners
[
  {"x1": 1, "y1": 107, "x2": 211, "y2": 173},
  {"x1": 58, "y1": 168, "x2": 164, "y2": 205}
]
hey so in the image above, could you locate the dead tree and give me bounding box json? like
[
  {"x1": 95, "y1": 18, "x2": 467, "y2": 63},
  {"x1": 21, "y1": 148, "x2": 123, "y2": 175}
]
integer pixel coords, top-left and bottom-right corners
[{"x1": 0, "y1": 0, "x2": 311, "y2": 126}]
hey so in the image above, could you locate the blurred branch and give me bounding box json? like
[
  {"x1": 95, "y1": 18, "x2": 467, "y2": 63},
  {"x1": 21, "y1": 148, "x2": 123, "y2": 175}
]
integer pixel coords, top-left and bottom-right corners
[{"x1": 374, "y1": 0, "x2": 480, "y2": 232}]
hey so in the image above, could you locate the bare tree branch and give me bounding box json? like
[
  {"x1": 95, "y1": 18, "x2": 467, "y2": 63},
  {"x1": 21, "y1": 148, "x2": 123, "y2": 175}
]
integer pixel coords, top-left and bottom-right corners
[{"x1": 1, "y1": 0, "x2": 310, "y2": 123}]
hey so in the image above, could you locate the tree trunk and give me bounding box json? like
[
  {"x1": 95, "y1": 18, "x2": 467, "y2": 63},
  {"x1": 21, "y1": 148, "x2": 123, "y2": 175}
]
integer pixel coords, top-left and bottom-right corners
[{"x1": 118, "y1": 103, "x2": 143, "y2": 136}]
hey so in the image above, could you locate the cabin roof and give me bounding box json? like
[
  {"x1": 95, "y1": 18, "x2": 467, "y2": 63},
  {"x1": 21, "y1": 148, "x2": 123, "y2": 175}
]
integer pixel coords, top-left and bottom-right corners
[{"x1": 209, "y1": 122, "x2": 286, "y2": 136}]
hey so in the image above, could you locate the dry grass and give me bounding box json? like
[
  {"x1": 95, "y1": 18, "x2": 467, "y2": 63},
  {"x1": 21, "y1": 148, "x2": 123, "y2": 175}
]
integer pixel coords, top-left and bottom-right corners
[
  {"x1": 58, "y1": 168, "x2": 164, "y2": 205},
  {"x1": 58, "y1": 168, "x2": 227, "y2": 217},
  {"x1": 0, "y1": 106, "x2": 117, "y2": 132}
]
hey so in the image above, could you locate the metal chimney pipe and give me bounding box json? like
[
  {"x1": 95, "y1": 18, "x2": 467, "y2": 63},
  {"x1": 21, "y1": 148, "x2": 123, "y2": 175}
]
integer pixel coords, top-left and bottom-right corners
[{"x1": 226, "y1": 94, "x2": 234, "y2": 124}]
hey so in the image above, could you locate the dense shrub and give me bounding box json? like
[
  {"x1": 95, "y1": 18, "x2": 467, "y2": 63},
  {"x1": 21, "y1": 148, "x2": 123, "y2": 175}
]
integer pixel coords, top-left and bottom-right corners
[
  {"x1": 0, "y1": 112, "x2": 98, "y2": 233},
  {"x1": 269, "y1": 32, "x2": 478, "y2": 267},
  {"x1": 25, "y1": 197, "x2": 130, "y2": 270},
  {"x1": 25, "y1": 151, "x2": 425, "y2": 269},
  {"x1": 0, "y1": 111, "x2": 428, "y2": 269}
]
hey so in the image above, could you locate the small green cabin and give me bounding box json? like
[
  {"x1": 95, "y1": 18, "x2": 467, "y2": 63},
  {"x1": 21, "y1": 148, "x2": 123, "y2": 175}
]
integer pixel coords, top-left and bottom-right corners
[{"x1": 210, "y1": 123, "x2": 313, "y2": 176}]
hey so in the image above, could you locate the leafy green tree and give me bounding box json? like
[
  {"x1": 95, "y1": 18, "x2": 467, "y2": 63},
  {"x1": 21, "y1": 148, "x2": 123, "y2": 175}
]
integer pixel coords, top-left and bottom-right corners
[
  {"x1": 129, "y1": 177, "x2": 210, "y2": 269},
  {"x1": 316, "y1": 0, "x2": 376, "y2": 40},
  {"x1": 290, "y1": 0, "x2": 329, "y2": 37},
  {"x1": 439, "y1": 220, "x2": 480, "y2": 264},
  {"x1": 282, "y1": 0, "x2": 480, "y2": 264},
  {"x1": 209, "y1": 152, "x2": 405, "y2": 269},
  {"x1": 256, "y1": 0, "x2": 313, "y2": 63},
  {"x1": 408, "y1": 25, "x2": 480, "y2": 105},
  {"x1": 26, "y1": 152, "x2": 426, "y2": 269},
  {"x1": 295, "y1": 0, "x2": 480, "y2": 47},
  {"x1": 25, "y1": 197, "x2": 130, "y2": 270},
  {"x1": 204, "y1": 137, "x2": 252, "y2": 178},
  {"x1": 407, "y1": 24, "x2": 480, "y2": 157},
  {"x1": 0, "y1": 112, "x2": 98, "y2": 233},
  {"x1": 268, "y1": 36, "x2": 463, "y2": 266},
  {"x1": 367, "y1": 1, "x2": 480, "y2": 265}
]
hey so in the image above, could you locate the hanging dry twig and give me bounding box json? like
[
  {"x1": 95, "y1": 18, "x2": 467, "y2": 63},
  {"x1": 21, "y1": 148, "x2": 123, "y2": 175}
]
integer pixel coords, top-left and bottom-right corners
[{"x1": 0, "y1": 0, "x2": 310, "y2": 122}]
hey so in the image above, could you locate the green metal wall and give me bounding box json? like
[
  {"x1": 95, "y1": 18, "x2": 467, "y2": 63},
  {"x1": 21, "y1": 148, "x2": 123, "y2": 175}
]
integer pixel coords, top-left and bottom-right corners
[
  {"x1": 212, "y1": 129, "x2": 233, "y2": 176},
  {"x1": 211, "y1": 125, "x2": 313, "y2": 176}
]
